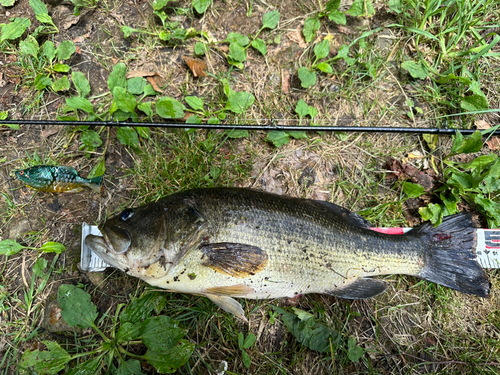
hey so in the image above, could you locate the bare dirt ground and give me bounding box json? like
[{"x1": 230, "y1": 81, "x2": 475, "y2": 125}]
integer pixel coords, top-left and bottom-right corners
[{"x1": 1, "y1": 0, "x2": 500, "y2": 374}]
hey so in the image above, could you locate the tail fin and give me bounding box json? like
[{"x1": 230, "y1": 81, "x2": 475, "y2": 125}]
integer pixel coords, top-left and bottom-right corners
[
  {"x1": 416, "y1": 213, "x2": 490, "y2": 297},
  {"x1": 88, "y1": 175, "x2": 103, "y2": 192}
]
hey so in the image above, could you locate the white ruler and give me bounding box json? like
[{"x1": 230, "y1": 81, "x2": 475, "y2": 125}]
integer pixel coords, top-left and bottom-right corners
[{"x1": 80, "y1": 224, "x2": 500, "y2": 272}]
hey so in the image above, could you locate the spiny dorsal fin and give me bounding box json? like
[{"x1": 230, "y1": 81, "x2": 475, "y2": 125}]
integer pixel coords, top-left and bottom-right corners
[
  {"x1": 199, "y1": 242, "x2": 268, "y2": 277},
  {"x1": 310, "y1": 200, "x2": 373, "y2": 228},
  {"x1": 327, "y1": 278, "x2": 387, "y2": 299}
]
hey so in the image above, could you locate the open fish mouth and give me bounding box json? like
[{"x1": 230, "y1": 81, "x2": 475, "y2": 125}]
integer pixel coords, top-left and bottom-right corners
[{"x1": 84, "y1": 233, "x2": 129, "y2": 272}]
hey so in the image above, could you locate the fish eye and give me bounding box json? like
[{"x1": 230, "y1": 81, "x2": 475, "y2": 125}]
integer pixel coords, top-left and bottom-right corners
[{"x1": 120, "y1": 209, "x2": 134, "y2": 221}]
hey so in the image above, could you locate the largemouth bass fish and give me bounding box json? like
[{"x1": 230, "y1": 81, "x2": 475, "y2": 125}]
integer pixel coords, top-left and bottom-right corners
[
  {"x1": 85, "y1": 188, "x2": 490, "y2": 321},
  {"x1": 15, "y1": 165, "x2": 103, "y2": 193}
]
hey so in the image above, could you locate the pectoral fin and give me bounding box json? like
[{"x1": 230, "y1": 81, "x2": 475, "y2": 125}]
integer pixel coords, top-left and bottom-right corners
[
  {"x1": 327, "y1": 278, "x2": 387, "y2": 299},
  {"x1": 199, "y1": 242, "x2": 268, "y2": 277},
  {"x1": 205, "y1": 294, "x2": 248, "y2": 322}
]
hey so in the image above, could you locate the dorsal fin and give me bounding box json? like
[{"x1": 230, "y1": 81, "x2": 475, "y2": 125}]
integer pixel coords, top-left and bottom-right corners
[{"x1": 311, "y1": 200, "x2": 373, "y2": 228}]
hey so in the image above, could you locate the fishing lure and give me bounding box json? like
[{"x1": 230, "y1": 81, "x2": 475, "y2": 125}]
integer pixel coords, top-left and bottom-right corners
[{"x1": 15, "y1": 165, "x2": 103, "y2": 193}]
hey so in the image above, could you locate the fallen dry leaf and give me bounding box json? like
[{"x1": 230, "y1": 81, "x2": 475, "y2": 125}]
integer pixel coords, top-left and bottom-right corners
[
  {"x1": 72, "y1": 36, "x2": 85, "y2": 43},
  {"x1": 281, "y1": 71, "x2": 290, "y2": 94},
  {"x1": 75, "y1": 46, "x2": 82, "y2": 55},
  {"x1": 182, "y1": 56, "x2": 207, "y2": 77},
  {"x1": 41, "y1": 127, "x2": 59, "y2": 138},
  {"x1": 385, "y1": 158, "x2": 437, "y2": 191},
  {"x1": 49, "y1": 306, "x2": 62, "y2": 325},
  {"x1": 476, "y1": 119, "x2": 500, "y2": 150},
  {"x1": 126, "y1": 70, "x2": 159, "y2": 79},
  {"x1": 287, "y1": 30, "x2": 307, "y2": 48},
  {"x1": 146, "y1": 76, "x2": 163, "y2": 92}
]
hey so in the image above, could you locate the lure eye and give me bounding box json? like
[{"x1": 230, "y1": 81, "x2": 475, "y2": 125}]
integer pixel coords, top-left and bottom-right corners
[
  {"x1": 19, "y1": 171, "x2": 24, "y2": 175},
  {"x1": 120, "y1": 209, "x2": 134, "y2": 222}
]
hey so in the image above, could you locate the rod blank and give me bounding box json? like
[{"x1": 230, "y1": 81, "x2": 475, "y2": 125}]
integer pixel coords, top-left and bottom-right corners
[{"x1": 1, "y1": 119, "x2": 496, "y2": 135}]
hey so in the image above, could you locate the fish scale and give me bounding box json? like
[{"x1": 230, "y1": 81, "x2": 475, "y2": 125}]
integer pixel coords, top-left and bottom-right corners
[{"x1": 85, "y1": 187, "x2": 490, "y2": 321}]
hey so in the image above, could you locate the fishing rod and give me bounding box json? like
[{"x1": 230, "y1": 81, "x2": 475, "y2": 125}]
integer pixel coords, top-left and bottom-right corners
[{"x1": 2, "y1": 119, "x2": 499, "y2": 135}]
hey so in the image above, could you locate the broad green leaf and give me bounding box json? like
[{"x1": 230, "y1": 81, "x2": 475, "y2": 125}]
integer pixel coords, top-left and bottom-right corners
[
  {"x1": 143, "y1": 340, "x2": 195, "y2": 373},
  {"x1": 272, "y1": 306, "x2": 342, "y2": 353},
  {"x1": 56, "y1": 40, "x2": 76, "y2": 60},
  {"x1": 346, "y1": 0, "x2": 375, "y2": 17},
  {"x1": 139, "y1": 315, "x2": 187, "y2": 351},
  {"x1": 20, "y1": 341, "x2": 71, "y2": 374},
  {"x1": 262, "y1": 10, "x2": 280, "y2": 30},
  {"x1": 19, "y1": 36, "x2": 39, "y2": 57},
  {"x1": 120, "y1": 293, "x2": 166, "y2": 324},
  {"x1": 116, "y1": 322, "x2": 141, "y2": 343},
  {"x1": 66, "y1": 96, "x2": 94, "y2": 114},
  {"x1": 88, "y1": 157, "x2": 105, "y2": 179},
  {"x1": 226, "y1": 91, "x2": 255, "y2": 114},
  {"x1": 401, "y1": 61, "x2": 428, "y2": 79},
  {"x1": 229, "y1": 42, "x2": 247, "y2": 62},
  {"x1": 127, "y1": 77, "x2": 147, "y2": 95},
  {"x1": 225, "y1": 32, "x2": 249, "y2": 46},
  {"x1": 298, "y1": 67, "x2": 317, "y2": 88},
  {"x1": 419, "y1": 203, "x2": 443, "y2": 225},
  {"x1": 303, "y1": 17, "x2": 320, "y2": 43},
  {"x1": 135, "y1": 126, "x2": 150, "y2": 139},
  {"x1": 316, "y1": 62, "x2": 332, "y2": 73},
  {"x1": 458, "y1": 155, "x2": 496, "y2": 171},
  {"x1": 459, "y1": 130, "x2": 483, "y2": 154},
  {"x1": 65, "y1": 357, "x2": 101, "y2": 375},
  {"x1": 185, "y1": 96, "x2": 204, "y2": 111},
  {"x1": 328, "y1": 10, "x2": 346, "y2": 24},
  {"x1": 35, "y1": 74, "x2": 52, "y2": 90},
  {"x1": 116, "y1": 127, "x2": 139, "y2": 148},
  {"x1": 36, "y1": 13, "x2": 53, "y2": 24},
  {"x1": 185, "y1": 115, "x2": 202, "y2": 124},
  {"x1": 0, "y1": 0, "x2": 15, "y2": 6},
  {"x1": 40, "y1": 241, "x2": 66, "y2": 254},
  {"x1": 113, "y1": 87, "x2": 137, "y2": 113},
  {"x1": 108, "y1": 62, "x2": 127, "y2": 92},
  {"x1": 137, "y1": 102, "x2": 153, "y2": 117},
  {"x1": 81, "y1": 129, "x2": 102, "y2": 148},
  {"x1": 347, "y1": 337, "x2": 364, "y2": 362},
  {"x1": 308, "y1": 106, "x2": 318, "y2": 119},
  {"x1": 238, "y1": 332, "x2": 244, "y2": 350},
  {"x1": 251, "y1": 38, "x2": 267, "y2": 55},
  {"x1": 447, "y1": 171, "x2": 473, "y2": 190},
  {"x1": 440, "y1": 191, "x2": 459, "y2": 215},
  {"x1": 0, "y1": 239, "x2": 26, "y2": 256},
  {"x1": 451, "y1": 131, "x2": 464, "y2": 154},
  {"x1": 117, "y1": 359, "x2": 143, "y2": 375},
  {"x1": 243, "y1": 333, "x2": 256, "y2": 349},
  {"x1": 58, "y1": 284, "x2": 98, "y2": 329},
  {"x1": 53, "y1": 63, "x2": 70, "y2": 73},
  {"x1": 122, "y1": 25, "x2": 139, "y2": 38},
  {"x1": 41, "y1": 41, "x2": 56, "y2": 62},
  {"x1": 143, "y1": 84, "x2": 160, "y2": 96},
  {"x1": 266, "y1": 131, "x2": 289, "y2": 147},
  {"x1": 52, "y1": 76, "x2": 71, "y2": 91},
  {"x1": 192, "y1": 0, "x2": 212, "y2": 14},
  {"x1": 242, "y1": 350, "x2": 251, "y2": 368},
  {"x1": 72, "y1": 71, "x2": 91, "y2": 97},
  {"x1": 29, "y1": 0, "x2": 48, "y2": 16},
  {"x1": 314, "y1": 39, "x2": 330, "y2": 60},
  {"x1": 0, "y1": 18, "x2": 31, "y2": 43},
  {"x1": 402, "y1": 182, "x2": 425, "y2": 198},
  {"x1": 325, "y1": 0, "x2": 340, "y2": 11},
  {"x1": 226, "y1": 129, "x2": 249, "y2": 138},
  {"x1": 156, "y1": 97, "x2": 185, "y2": 119},
  {"x1": 461, "y1": 94, "x2": 489, "y2": 112},
  {"x1": 194, "y1": 42, "x2": 206, "y2": 56},
  {"x1": 295, "y1": 99, "x2": 309, "y2": 118},
  {"x1": 33, "y1": 257, "x2": 48, "y2": 277},
  {"x1": 151, "y1": 0, "x2": 169, "y2": 11},
  {"x1": 335, "y1": 44, "x2": 355, "y2": 65},
  {"x1": 288, "y1": 131, "x2": 307, "y2": 139}
]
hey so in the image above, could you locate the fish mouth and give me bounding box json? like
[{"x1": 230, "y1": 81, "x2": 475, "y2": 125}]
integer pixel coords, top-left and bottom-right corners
[
  {"x1": 98, "y1": 224, "x2": 132, "y2": 255},
  {"x1": 85, "y1": 233, "x2": 128, "y2": 272}
]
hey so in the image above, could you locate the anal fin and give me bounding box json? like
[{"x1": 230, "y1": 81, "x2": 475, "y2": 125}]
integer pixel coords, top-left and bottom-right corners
[
  {"x1": 327, "y1": 278, "x2": 387, "y2": 299},
  {"x1": 205, "y1": 294, "x2": 248, "y2": 322}
]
